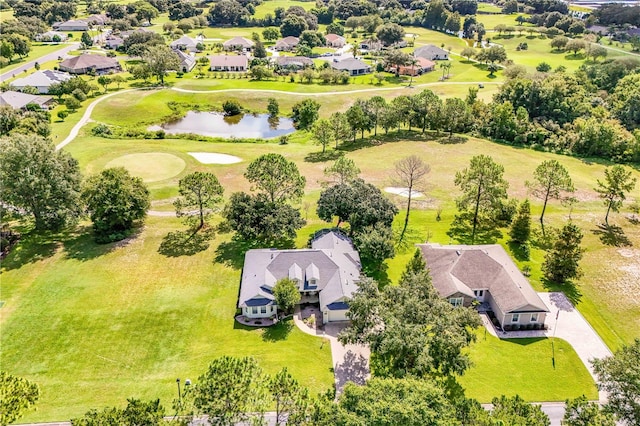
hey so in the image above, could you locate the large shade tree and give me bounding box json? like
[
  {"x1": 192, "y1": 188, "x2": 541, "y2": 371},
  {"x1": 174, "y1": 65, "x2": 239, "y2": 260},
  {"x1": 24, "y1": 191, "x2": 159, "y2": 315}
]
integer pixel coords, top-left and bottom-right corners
[
  {"x1": 0, "y1": 371, "x2": 40, "y2": 426},
  {"x1": 244, "y1": 153, "x2": 306, "y2": 204},
  {"x1": 0, "y1": 134, "x2": 82, "y2": 231},
  {"x1": 393, "y1": 155, "x2": 430, "y2": 241},
  {"x1": 82, "y1": 167, "x2": 150, "y2": 243},
  {"x1": 526, "y1": 160, "x2": 575, "y2": 226}
]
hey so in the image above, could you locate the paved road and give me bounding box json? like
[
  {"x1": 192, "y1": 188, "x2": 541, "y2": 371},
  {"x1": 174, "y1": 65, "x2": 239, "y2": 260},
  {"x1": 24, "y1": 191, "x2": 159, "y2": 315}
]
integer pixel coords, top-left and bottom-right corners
[{"x1": 0, "y1": 43, "x2": 80, "y2": 82}]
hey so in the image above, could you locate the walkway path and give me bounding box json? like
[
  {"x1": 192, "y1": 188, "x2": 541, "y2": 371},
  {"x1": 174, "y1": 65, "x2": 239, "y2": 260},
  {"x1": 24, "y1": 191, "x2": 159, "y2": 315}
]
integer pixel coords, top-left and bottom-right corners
[
  {"x1": 292, "y1": 308, "x2": 370, "y2": 395},
  {"x1": 484, "y1": 292, "x2": 612, "y2": 402},
  {"x1": 0, "y1": 43, "x2": 80, "y2": 82}
]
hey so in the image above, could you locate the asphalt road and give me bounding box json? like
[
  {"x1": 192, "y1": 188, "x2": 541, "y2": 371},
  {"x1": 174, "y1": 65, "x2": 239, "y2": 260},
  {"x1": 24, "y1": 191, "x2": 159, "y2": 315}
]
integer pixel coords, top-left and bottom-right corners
[{"x1": 0, "y1": 42, "x2": 80, "y2": 82}]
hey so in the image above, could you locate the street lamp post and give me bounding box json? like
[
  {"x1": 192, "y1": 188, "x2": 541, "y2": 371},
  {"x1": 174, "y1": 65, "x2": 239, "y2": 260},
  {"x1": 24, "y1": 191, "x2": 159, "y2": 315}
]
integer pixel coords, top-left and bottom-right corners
[{"x1": 176, "y1": 378, "x2": 182, "y2": 405}]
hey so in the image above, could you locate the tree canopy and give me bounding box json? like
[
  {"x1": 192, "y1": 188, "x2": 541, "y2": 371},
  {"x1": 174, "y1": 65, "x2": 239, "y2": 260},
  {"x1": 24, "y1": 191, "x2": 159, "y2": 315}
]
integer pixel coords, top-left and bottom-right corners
[
  {"x1": 82, "y1": 167, "x2": 150, "y2": 243},
  {"x1": 273, "y1": 277, "x2": 301, "y2": 315},
  {"x1": 594, "y1": 165, "x2": 637, "y2": 225},
  {"x1": 174, "y1": 172, "x2": 224, "y2": 231},
  {"x1": 0, "y1": 134, "x2": 82, "y2": 231},
  {"x1": 0, "y1": 371, "x2": 40, "y2": 426},
  {"x1": 526, "y1": 160, "x2": 574, "y2": 225},
  {"x1": 244, "y1": 153, "x2": 306, "y2": 203}
]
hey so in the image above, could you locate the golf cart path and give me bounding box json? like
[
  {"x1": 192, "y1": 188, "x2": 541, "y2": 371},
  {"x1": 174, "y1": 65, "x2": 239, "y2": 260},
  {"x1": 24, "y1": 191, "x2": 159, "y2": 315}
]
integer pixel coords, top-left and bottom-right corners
[{"x1": 55, "y1": 82, "x2": 500, "y2": 151}]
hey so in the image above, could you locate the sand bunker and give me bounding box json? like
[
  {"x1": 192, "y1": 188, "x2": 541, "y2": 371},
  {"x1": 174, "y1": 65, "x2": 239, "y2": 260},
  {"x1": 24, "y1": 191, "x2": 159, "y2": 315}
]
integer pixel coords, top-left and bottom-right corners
[
  {"x1": 188, "y1": 152, "x2": 242, "y2": 164},
  {"x1": 384, "y1": 187, "x2": 425, "y2": 198}
]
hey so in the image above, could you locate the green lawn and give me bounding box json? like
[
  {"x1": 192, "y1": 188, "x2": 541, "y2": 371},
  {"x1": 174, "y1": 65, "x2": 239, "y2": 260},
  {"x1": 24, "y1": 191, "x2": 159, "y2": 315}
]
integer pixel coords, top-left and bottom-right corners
[
  {"x1": 253, "y1": 0, "x2": 315, "y2": 19},
  {"x1": 477, "y1": 3, "x2": 504, "y2": 13},
  {"x1": 476, "y1": 14, "x2": 533, "y2": 30},
  {"x1": 0, "y1": 43, "x2": 72, "y2": 75},
  {"x1": 1, "y1": 216, "x2": 333, "y2": 422},
  {"x1": 459, "y1": 331, "x2": 598, "y2": 402}
]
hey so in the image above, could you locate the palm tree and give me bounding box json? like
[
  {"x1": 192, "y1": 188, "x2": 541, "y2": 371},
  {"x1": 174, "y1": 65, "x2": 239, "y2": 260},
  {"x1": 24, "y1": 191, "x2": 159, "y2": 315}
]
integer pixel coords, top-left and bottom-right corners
[
  {"x1": 407, "y1": 57, "x2": 418, "y2": 87},
  {"x1": 440, "y1": 61, "x2": 452, "y2": 79}
]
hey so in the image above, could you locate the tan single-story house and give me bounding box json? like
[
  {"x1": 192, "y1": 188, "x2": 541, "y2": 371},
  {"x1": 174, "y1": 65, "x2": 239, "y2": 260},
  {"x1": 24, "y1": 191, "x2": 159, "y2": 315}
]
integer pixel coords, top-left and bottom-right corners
[
  {"x1": 53, "y1": 20, "x2": 89, "y2": 31},
  {"x1": 0, "y1": 91, "x2": 54, "y2": 110},
  {"x1": 275, "y1": 36, "x2": 299, "y2": 51},
  {"x1": 418, "y1": 243, "x2": 549, "y2": 330},
  {"x1": 209, "y1": 55, "x2": 248, "y2": 71},
  {"x1": 360, "y1": 39, "x2": 383, "y2": 51},
  {"x1": 10, "y1": 70, "x2": 73, "y2": 94},
  {"x1": 104, "y1": 35, "x2": 124, "y2": 50},
  {"x1": 59, "y1": 54, "x2": 122, "y2": 75},
  {"x1": 239, "y1": 230, "x2": 361, "y2": 324},
  {"x1": 272, "y1": 56, "x2": 313, "y2": 69},
  {"x1": 392, "y1": 57, "x2": 436, "y2": 76},
  {"x1": 414, "y1": 44, "x2": 449, "y2": 60},
  {"x1": 325, "y1": 33, "x2": 346, "y2": 48},
  {"x1": 223, "y1": 36, "x2": 254, "y2": 51},
  {"x1": 331, "y1": 57, "x2": 370, "y2": 76}
]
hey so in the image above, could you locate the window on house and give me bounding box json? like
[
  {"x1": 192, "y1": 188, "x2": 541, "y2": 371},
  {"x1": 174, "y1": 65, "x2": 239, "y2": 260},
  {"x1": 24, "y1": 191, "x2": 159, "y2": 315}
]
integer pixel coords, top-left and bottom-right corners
[
  {"x1": 260, "y1": 306, "x2": 267, "y2": 314},
  {"x1": 512, "y1": 314, "x2": 519, "y2": 322},
  {"x1": 252, "y1": 307, "x2": 258, "y2": 314},
  {"x1": 449, "y1": 297, "x2": 464, "y2": 307},
  {"x1": 473, "y1": 290, "x2": 484, "y2": 297},
  {"x1": 530, "y1": 313, "x2": 538, "y2": 322},
  {"x1": 310, "y1": 279, "x2": 317, "y2": 285}
]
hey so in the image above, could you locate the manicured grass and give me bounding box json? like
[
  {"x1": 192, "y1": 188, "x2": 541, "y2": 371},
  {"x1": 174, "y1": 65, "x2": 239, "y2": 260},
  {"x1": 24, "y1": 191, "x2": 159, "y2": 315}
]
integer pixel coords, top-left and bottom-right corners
[
  {"x1": 477, "y1": 3, "x2": 504, "y2": 13},
  {"x1": 253, "y1": 0, "x2": 315, "y2": 19},
  {"x1": 1, "y1": 217, "x2": 334, "y2": 422},
  {"x1": 0, "y1": 43, "x2": 72, "y2": 75},
  {"x1": 476, "y1": 14, "x2": 533, "y2": 30},
  {"x1": 459, "y1": 331, "x2": 598, "y2": 402},
  {"x1": 105, "y1": 153, "x2": 187, "y2": 182}
]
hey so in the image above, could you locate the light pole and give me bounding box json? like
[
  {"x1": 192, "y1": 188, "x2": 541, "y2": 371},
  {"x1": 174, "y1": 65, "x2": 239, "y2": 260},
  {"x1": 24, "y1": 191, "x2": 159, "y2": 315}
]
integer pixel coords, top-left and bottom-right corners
[{"x1": 176, "y1": 378, "x2": 182, "y2": 405}]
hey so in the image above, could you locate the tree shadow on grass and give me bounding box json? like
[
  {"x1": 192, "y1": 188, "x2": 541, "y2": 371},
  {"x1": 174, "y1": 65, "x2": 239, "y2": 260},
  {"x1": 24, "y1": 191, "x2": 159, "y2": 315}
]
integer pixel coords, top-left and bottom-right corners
[
  {"x1": 591, "y1": 223, "x2": 632, "y2": 247},
  {"x1": 446, "y1": 217, "x2": 503, "y2": 245},
  {"x1": 304, "y1": 150, "x2": 343, "y2": 163},
  {"x1": 158, "y1": 228, "x2": 214, "y2": 257},
  {"x1": 214, "y1": 236, "x2": 295, "y2": 269},
  {"x1": 437, "y1": 135, "x2": 468, "y2": 145},
  {"x1": 262, "y1": 318, "x2": 294, "y2": 342},
  {"x1": 541, "y1": 277, "x2": 582, "y2": 306},
  {"x1": 1, "y1": 229, "x2": 59, "y2": 272},
  {"x1": 507, "y1": 241, "x2": 531, "y2": 262},
  {"x1": 63, "y1": 225, "x2": 140, "y2": 261}
]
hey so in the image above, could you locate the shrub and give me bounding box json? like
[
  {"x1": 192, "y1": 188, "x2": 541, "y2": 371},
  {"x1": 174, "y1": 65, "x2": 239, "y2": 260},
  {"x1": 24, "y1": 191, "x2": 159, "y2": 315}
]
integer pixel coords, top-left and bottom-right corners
[
  {"x1": 155, "y1": 129, "x2": 165, "y2": 139},
  {"x1": 222, "y1": 100, "x2": 241, "y2": 116},
  {"x1": 91, "y1": 124, "x2": 112, "y2": 136},
  {"x1": 57, "y1": 110, "x2": 69, "y2": 121},
  {"x1": 536, "y1": 62, "x2": 552, "y2": 72},
  {"x1": 72, "y1": 88, "x2": 87, "y2": 101}
]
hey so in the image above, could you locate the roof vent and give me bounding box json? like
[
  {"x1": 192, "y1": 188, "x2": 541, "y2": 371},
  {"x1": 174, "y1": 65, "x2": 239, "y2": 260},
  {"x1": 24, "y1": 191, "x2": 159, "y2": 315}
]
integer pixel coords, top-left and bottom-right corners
[{"x1": 455, "y1": 250, "x2": 461, "y2": 256}]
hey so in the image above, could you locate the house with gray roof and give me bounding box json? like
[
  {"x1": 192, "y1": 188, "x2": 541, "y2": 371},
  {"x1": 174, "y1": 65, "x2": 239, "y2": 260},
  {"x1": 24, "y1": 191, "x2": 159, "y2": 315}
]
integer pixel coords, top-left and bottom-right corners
[
  {"x1": 418, "y1": 244, "x2": 549, "y2": 330},
  {"x1": 59, "y1": 54, "x2": 122, "y2": 75},
  {"x1": 0, "y1": 91, "x2": 53, "y2": 110},
  {"x1": 11, "y1": 70, "x2": 73, "y2": 94},
  {"x1": 414, "y1": 44, "x2": 449, "y2": 60},
  {"x1": 170, "y1": 35, "x2": 199, "y2": 52},
  {"x1": 275, "y1": 36, "x2": 299, "y2": 51},
  {"x1": 175, "y1": 50, "x2": 196, "y2": 72},
  {"x1": 238, "y1": 230, "x2": 361, "y2": 324},
  {"x1": 223, "y1": 36, "x2": 254, "y2": 51},
  {"x1": 53, "y1": 20, "x2": 89, "y2": 31},
  {"x1": 331, "y1": 57, "x2": 371, "y2": 76},
  {"x1": 272, "y1": 56, "x2": 313, "y2": 69}
]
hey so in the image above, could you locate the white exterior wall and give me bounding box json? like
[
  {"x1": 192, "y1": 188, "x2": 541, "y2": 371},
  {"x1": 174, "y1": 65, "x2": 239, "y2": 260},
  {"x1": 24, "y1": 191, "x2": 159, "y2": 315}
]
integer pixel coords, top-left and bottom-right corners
[{"x1": 243, "y1": 305, "x2": 276, "y2": 319}]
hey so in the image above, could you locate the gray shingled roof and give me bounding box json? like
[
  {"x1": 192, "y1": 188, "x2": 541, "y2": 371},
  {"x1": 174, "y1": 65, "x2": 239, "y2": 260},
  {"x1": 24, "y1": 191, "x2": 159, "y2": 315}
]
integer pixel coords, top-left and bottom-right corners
[
  {"x1": 238, "y1": 231, "x2": 361, "y2": 312},
  {"x1": 414, "y1": 44, "x2": 448, "y2": 59},
  {"x1": 331, "y1": 57, "x2": 370, "y2": 72},
  {"x1": 419, "y1": 244, "x2": 549, "y2": 313}
]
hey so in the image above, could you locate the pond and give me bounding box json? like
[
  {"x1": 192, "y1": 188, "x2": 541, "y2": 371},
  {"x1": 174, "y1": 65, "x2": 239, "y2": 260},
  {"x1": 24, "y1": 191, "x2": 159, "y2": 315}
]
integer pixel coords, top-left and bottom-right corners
[{"x1": 149, "y1": 111, "x2": 295, "y2": 139}]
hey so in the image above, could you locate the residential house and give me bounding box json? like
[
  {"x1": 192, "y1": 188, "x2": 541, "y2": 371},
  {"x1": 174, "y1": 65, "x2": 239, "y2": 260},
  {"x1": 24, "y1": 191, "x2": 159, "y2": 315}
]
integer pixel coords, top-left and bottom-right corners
[
  {"x1": 120, "y1": 28, "x2": 153, "y2": 39},
  {"x1": 59, "y1": 54, "x2": 122, "y2": 75},
  {"x1": 53, "y1": 20, "x2": 89, "y2": 31},
  {"x1": 331, "y1": 57, "x2": 371, "y2": 76},
  {"x1": 85, "y1": 14, "x2": 109, "y2": 26},
  {"x1": 223, "y1": 36, "x2": 254, "y2": 51},
  {"x1": 104, "y1": 35, "x2": 124, "y2": 50},
  {"x1": 36, "y1": 31, "x2": 68, "y2": 42},
  {"x1": 10, "y1": 70, "x2": 73, "y2": 94},
  {"x1": 360, "y1": 39, "x2": 383, "y2": 51},
  {"x1": 393, "y1": 57, "x2": 436, "y2": 76},
  {"x1": 275, "y1": 36, "x2": 300, "y2": 51},
  {"x1": 0, "y1": 91, "x2": 53, "y2": 110},
  {"x1": 418, "y1": 243, "x2": 549, "y2": 330},
  {"x1": 272, "y1": 56, "x2": 313, "y2": 70},
  {"x1": 175, "y1": 49, "x2": 196, "y2": 72},
  {"x1": 209, "y1": 55, "x2": 248, "y2": 71},
  {"x1": 414, "y1": 44, "x2": 449, "y2": 60},
  {"x1": 170, "y1": 35, "x2": 199, "y2": 52},
  {"x1": 325, "y1": 33, "x2": 346, "y2": 48},
  {"x1": 238, "y1": 230, "x2": 361, "y2": 324}
]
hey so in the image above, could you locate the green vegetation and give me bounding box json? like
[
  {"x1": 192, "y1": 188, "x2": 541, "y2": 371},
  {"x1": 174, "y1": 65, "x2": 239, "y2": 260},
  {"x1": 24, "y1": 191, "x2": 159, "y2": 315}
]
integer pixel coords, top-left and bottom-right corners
[{"x1": 459, "y1": 331, "x2": 598, "y2": 401}]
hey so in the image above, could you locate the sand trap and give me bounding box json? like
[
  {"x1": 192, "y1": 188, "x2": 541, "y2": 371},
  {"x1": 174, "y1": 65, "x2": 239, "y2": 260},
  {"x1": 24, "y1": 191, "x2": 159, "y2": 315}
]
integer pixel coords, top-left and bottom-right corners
[
  {"x1": 188, "y1": 152, "x2": 242, "y2": 164},
  {"x1": 385, "y1": 187, "x2": 425, "y2": 198}
]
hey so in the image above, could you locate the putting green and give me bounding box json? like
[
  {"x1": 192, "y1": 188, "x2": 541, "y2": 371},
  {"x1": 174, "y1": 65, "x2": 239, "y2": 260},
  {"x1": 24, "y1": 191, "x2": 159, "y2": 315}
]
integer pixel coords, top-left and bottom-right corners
[{"x1": 105, "y1": 153, "x2": 186, "y2": 182}]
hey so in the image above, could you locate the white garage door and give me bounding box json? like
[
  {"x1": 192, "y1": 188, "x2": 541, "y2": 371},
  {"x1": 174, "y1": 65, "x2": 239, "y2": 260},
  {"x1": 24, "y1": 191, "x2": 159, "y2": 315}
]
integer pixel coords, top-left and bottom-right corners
[{"x1": 328, "y1": 309, "x2": 349, "y2": 322}]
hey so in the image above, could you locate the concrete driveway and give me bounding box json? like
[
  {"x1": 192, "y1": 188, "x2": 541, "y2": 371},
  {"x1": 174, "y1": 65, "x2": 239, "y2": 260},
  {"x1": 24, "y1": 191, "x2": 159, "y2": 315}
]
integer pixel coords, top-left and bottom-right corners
[{"x1": 292, "y1": 311, "x2": 370, "y2": 395}]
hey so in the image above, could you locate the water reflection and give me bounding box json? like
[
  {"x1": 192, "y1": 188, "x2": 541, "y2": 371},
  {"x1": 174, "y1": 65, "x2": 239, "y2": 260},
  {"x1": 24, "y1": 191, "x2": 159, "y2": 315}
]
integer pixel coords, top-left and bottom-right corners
[{"x1": 149, "y1": 111, "x2": 295, "y2": 139}]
